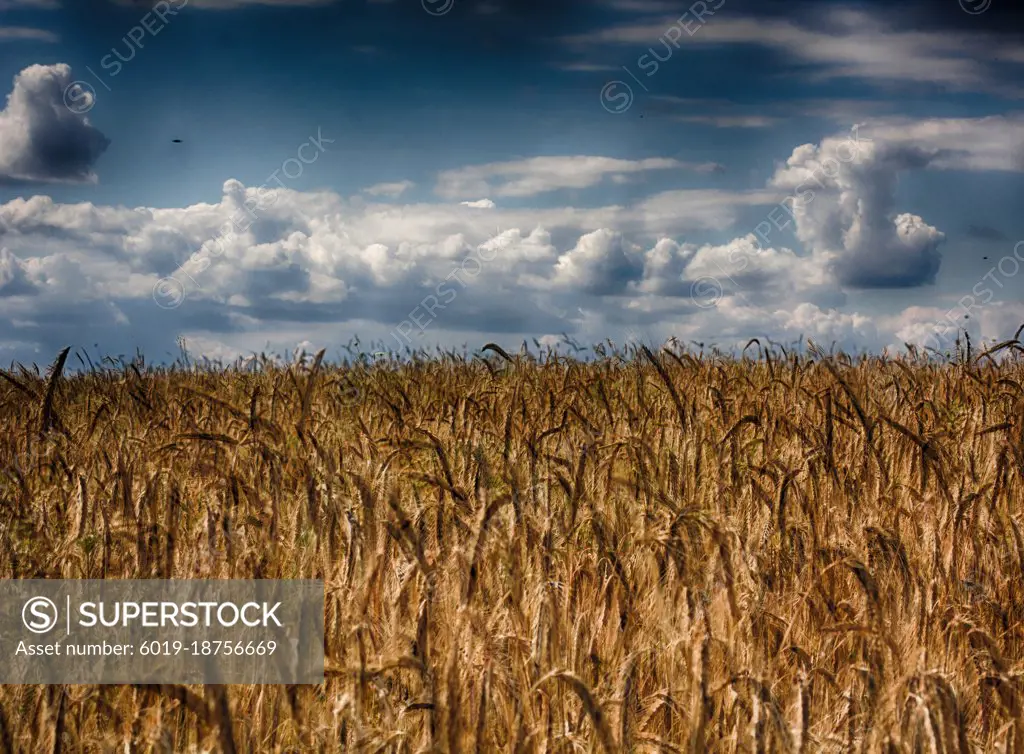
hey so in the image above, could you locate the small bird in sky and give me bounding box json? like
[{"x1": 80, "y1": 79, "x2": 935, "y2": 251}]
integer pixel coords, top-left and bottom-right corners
[{"x1": 171, "y1": 139, "x2": 182, "y2": 143}]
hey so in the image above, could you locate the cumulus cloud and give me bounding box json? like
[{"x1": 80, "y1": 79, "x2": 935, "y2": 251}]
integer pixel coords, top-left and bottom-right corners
[
  {"x1": 550, "y1": 229, "x2": 642, "y2": 295},
  {"x1": 0, "y1": 183, "x2": 910, "y2": 361},
  {"x1": 1, "y1": 110, "x2": 1021, "y2": 364},
  {"x1": 0, "y1": 64, "x2": 110, "y2": 184},
  {"x1": 0, "y1": 175, "x2": 796, "y2": 362},
  {"x1": 684, "y1": 234, "x2": 842, "y2": 307},
  {"x1": 460, "y1": 198, "x2": 496, "y2": 208},
  {"x1": 768, "y1": 130, "x2": 946, "y2": 288},
  {"x1": 884, "y1": 295, "x2": 1024, "y2": 356},
  {"x1": 706, "y1": 299, "x2": 879, "y2": 347},
  {"x1": 0, "y1": 247, "x2": 36, "y2": 296},
  {"x1": 632, "y1": 237, "x2": 697, "y2": 297}
]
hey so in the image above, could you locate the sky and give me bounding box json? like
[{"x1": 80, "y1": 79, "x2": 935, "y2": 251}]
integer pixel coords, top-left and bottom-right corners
[{"x1": 0, "y1": 0, "x2": 1023, "y2": 365}]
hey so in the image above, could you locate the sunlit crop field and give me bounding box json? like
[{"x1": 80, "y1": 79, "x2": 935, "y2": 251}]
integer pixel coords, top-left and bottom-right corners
[{"x1": 3, "y1": 339, "x2": 1024, "y2": 752}]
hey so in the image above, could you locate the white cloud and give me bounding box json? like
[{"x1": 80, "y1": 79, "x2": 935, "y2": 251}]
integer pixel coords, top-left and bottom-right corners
[
  {"x1": 855, "y1": 115, "x2": 1024, "y2": 172},
  {"x1": 632, "y1": 188, "x2": 782, "y2": 234},
  {"x1": 562, "y1": 8, "x2": 1024, "y2": 97},
  {"x1": 0, "y1": 175, "x2": 788, "y2": 361},
  {"x1": 550, "y1": 229, "x2": 642, "y2": 295},
  {"x1": 460, "y1": 198, "x2": 496, "y2": 208},
  {"x1": 0, "y1": 247, "x2": 36, "y2": 296},
  {"x1": 885, "y1": 296, "x2": 1024, "y2": 355},
  {"x1": 0, "y1": 26, "x2": 58, "y2": 42},
  {"x1": 1, "y1": 112, "x2": 1021, "y2": 363},
  {"x1": 363, "y1": 179, "x2": 414, "y2": 198},
  {"x1": 435, "y1": 155, "x2": 723, "y2": 199},
  {"x1": 0, "y1": 64, "x2": 110, "y2": 184},
  {"x1": 768, "y1": 129, "x2": 947, "y2": 288}
]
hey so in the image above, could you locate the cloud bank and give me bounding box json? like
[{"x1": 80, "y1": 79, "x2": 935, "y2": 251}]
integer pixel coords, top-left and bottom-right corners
[{"x1": 0, "y1": 56, "x2": 1019, "y2": 363}]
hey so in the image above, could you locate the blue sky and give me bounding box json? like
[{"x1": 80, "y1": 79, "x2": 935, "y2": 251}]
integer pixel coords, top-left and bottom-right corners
[{"x1": 0, "y1": 0, "x2": 1022, "y2": 364}]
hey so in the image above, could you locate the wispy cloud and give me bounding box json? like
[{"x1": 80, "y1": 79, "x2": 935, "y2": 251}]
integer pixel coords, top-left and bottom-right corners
[
  {"x1": 857, "y1": 114, "x2": 1024, "y2": 172},
  {"x1": 435, "y1": 156, "x2": 723, "y2": 199},
  {"x1": 363, "y1": 180, "x2": 415, "y2": 198},
  {"x1": 551, "y1": 62, "x2": 620, "y2": 72},
  {"x1": 0, "y1": 26, "x2": 58, "y2": 42},
  {"x1": 966, "y1": 224, "x2": 1008, "y2": 242},
  {"x1": 672, "y1": 115, "x2": 779, "y2": 128},
  {"x1": 561, "y1": 7, "x2": 1024, "y2": 97},
  {"x1": 644, "y1": 95, "x2": 892, "y2": 127},
  {"x1": 599, "y1": 0, "x2": 683, "y2": 11},
  {"x1": 0, "y1": 0, "x2": 59, "y2": 8},
  {"x1": 111, "y1": 0, "x2": 337, "y2": 8}
]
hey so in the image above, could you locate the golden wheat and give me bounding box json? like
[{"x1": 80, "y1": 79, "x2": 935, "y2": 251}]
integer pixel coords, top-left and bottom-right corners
[{"x1": 2, "y1": 340, "x2": 1024, "y2": 752}]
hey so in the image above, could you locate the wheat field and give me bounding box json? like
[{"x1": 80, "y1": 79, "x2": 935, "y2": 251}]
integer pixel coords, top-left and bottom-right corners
[{"x1": 3, "y1": 337, "x2": 1024, "y2": 752}]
